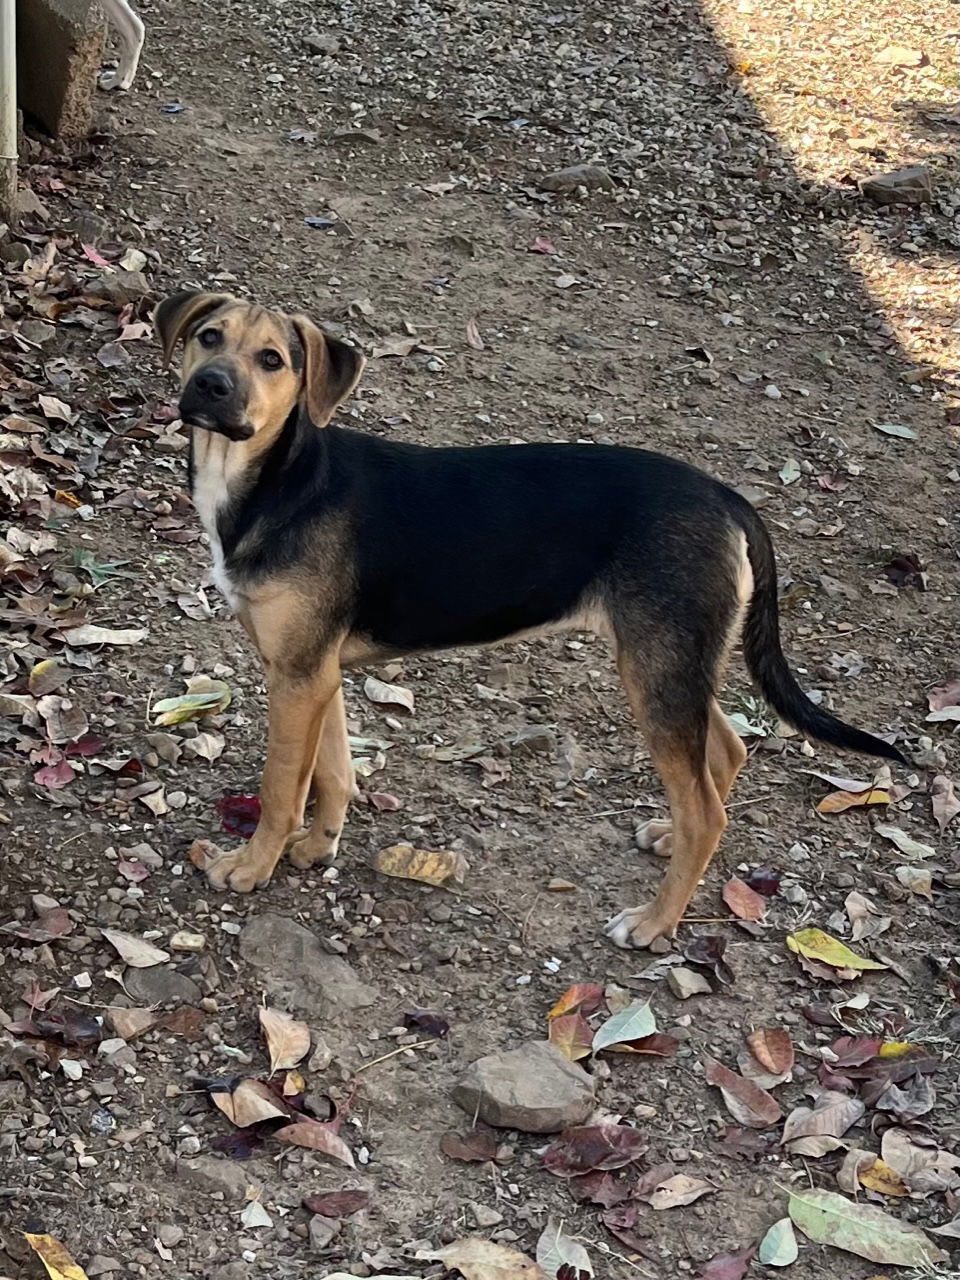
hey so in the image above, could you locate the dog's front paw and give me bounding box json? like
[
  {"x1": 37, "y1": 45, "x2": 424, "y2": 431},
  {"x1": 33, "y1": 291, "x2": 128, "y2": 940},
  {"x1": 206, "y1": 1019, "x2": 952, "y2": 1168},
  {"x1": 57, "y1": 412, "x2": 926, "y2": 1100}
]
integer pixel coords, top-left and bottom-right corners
[
  {"x1": 189, "y1": 839, "x2": 273, "y2": 893},
  {"x1": 604, "y1": 902, "x2": 676, "y2": 950},
  {"x1": 287, "y1": 827, "x2": 340, "y2": 871}
]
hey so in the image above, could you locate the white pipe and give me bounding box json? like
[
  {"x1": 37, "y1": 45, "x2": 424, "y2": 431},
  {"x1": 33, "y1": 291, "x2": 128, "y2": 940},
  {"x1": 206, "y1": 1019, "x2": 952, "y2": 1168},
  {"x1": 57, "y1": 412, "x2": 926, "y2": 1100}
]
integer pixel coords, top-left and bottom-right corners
[{"x1": 0, "y1": 0, "x2": 16, "y2": 223}]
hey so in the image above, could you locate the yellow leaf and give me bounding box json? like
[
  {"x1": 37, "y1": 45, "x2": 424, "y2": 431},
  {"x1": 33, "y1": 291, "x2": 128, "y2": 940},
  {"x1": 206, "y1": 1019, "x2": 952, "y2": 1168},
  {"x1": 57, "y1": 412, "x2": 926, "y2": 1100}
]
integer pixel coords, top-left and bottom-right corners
[
  {"x1": 24, "y1": 1234, "x2": 90, "y2": 1280},
  {"x1": 877, "y1": 1041, "x2": 913, "y2": 1058},
  {"x1": 786, "y1": 928, "x2": 888, "y2": 972},
  {"x1": 54, "y1": 490, "x2": 82, "y2": 508},
  {"x1": 817, "y1": 787, "x2": 890, "y2": 814},
  {"x1": 373, "y1": 844, "x2": 468, "y2": 888},
  {"x1": 859, "y1": 1158, "x2": 909, "y2": 1197}
]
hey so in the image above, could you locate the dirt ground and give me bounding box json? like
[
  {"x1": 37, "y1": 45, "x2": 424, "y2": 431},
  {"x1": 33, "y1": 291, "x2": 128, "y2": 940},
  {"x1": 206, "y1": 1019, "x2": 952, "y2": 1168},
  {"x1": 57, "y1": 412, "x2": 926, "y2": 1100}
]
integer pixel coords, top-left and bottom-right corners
[{"x1": 1, "y1": 0, "x2": 959, "y2": 1277}]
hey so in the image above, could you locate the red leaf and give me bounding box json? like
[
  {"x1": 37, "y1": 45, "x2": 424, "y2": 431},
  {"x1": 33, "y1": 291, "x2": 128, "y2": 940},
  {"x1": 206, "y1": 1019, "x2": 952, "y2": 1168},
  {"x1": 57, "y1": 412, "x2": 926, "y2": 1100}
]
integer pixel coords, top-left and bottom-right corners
[
  {"x1": 65, "y1": 731, "x2": 106, "y2": 757},
  {"x1": 217, "y1": 792, "x2": 261, "y2": 837},
  {"x1": 276, "y1": 1120, "x2": 355, "y2": 1168},
  {"x1": 830, "y1": 1035, "x2": 882, "y2": 1067},
  {"x1": 568, "y1": 1170, "x2": 630, "y2": 1207},
  {"x1": 744, "y1": 866, "x2": 781, "y2": 896},
  {"x1": 547, "y1": 983, "x2": 605, "y2": 1020},
  {"x1": 529, "y1": 235, "x2": 558, "y2": 255},
  {"x1": 10, "y1": 908, "x2": 74, "y2": 943},
  {"x1": 683, "y1": 935, "x2": 734, "y2": 985},
  {"x1": 543, "y1": 1124, "x2": 648, "y2": 1177},
  {"x1": 81, "y1": 243, "x2": 113, "y2": 268},
  {"x1": 703, "y1": 1057, "x2": 781, "y2": 1128},
  {"x1": 722, "y1": 876, "x2": 766, "y2": 921},
  {"x1": 33, "y1": 755, "x2": 76, "y2": 789},
  {"x1": 615, "y1": 1032, "x2": 679, "y2": 1057},
  {"x1": 367, "y1": 791, "x2": 402, "y2": 811},
  {"x1": 302, "y1": 1189, "x2": 369, "y2": 1217},
  {"x1": 697, "y1": 1246, "x2": 756, "y2": 1279}
]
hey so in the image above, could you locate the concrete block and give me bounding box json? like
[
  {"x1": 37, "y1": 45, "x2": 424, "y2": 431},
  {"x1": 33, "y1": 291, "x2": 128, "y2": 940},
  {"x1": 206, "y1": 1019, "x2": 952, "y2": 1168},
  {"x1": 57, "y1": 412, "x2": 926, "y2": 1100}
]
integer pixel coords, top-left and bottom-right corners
[{"x1": 16, "y1": 0, "x2": 104, "y2": 143}]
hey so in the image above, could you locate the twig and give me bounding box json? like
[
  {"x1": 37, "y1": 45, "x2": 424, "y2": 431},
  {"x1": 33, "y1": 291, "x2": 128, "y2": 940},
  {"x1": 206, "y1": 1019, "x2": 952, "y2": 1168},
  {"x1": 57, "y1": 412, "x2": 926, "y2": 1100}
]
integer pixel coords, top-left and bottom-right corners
[{"x1": 354, "y1": 1039, "x2": 436, "y2": 1074}]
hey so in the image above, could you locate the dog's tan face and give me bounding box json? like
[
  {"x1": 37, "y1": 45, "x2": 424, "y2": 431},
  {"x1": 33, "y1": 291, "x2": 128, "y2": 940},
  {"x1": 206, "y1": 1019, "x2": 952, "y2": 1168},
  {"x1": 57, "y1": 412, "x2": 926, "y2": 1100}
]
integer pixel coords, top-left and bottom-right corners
[{"x1": 154, "y1": 292, "x2": 364, "y2": 444}]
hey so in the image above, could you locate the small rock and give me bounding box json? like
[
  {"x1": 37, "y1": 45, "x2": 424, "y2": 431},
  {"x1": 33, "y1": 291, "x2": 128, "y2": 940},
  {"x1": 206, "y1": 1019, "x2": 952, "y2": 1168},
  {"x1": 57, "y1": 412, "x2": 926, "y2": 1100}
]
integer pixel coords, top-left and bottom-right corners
[
  {"x1": 86, "y1": 1258, "x2": 122, "y2": 1277},
  {"x1": 239, "y1": 914, "x2": 377, "y2": 1014},
  {"x1": 106, "y1": 1007, "x2": 155, "y2": 1040},
  {"x1": 303, "y1": 30, "x2": 340, "y2": 55},
  {"x1": 538, "y1": 164, "x2": 615, "y2": 193},
  {"x1": 452, "y1": 1040, "x2": 594, "y2": 1133},
  {"x1": 20, "y1": 320, "x2": 56, "y2": 345},
  {"x1": 507, "y1": 726, "x2": 556, "y2": 756},
  {"x1": 469, "y1": 1202, "x2": 504, "y2": 1228},
  {"x1": 308, "y1": 1214, "x2": 341, "y2": 1252},
  {"x1": 764, "y1": 384, "x2": 782, "y2": 400},
  {"x1": 546, "y1": 877, "x2": 577, "y2": 892},
  {"x1": 861, "y1": 165, "x2": 932, "y2": 207},
  {"x1": 170, "y1": 930, "x2": 206, "y2": 952},
  {"x1": 85, "y1": 269, "x2": 152, "y2": 306},
  {"x1": 75, "y1": 211, "x2": 110, "y2": 243},
  {"x1": 125, "y1": 965, "x2": 201, "y2": 1007},
  {"x1": 667, "y1": 967, "x2": 712, "y2": 999},
  {"x1": 157, "y1": 1225, "x2": 183, "y2": 1249},
  {"x1": 211, "y1": 1265, "x2": 249, "y2": 1280},
  {"x1": 176, "y1": 1155, "x2": 254, "y2": 1199}
]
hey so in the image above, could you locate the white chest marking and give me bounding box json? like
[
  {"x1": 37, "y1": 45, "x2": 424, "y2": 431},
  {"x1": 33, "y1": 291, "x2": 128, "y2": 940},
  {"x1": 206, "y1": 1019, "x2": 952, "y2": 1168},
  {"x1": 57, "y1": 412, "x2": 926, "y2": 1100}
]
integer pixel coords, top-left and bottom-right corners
[{"x1": 191, "y1": 433, "x2": 245, "y2": 611}]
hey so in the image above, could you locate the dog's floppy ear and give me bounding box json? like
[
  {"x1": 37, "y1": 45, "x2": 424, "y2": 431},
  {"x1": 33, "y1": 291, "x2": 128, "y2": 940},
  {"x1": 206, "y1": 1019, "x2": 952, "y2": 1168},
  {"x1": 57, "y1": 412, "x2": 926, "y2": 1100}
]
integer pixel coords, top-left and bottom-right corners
[
  {"x1": 291, "y1": 315, "x2": 365, "y2": 428},
  {"x1": 154, "y1": 291, "x2": 231, "y2": 369}
]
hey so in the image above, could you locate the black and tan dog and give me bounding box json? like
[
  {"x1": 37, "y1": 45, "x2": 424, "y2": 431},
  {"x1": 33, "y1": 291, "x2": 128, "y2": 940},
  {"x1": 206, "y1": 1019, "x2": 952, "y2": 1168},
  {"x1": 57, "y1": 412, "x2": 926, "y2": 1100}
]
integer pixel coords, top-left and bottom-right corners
[{"x1": 154, "y1": 291, "x2": 905, "y2": 949}]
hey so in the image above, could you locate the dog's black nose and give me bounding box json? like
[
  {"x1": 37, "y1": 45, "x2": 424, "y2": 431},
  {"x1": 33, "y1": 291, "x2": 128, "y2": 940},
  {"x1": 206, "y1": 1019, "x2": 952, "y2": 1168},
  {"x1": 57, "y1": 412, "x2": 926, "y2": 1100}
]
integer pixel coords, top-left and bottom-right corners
[{"x1": 193, "y1": 365, "x2": 233, "y2": 400}]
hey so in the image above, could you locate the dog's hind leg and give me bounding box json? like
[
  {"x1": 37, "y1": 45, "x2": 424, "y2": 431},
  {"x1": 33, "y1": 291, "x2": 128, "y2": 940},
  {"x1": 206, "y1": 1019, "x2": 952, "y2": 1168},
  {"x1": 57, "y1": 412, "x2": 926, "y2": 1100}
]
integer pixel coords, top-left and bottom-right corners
[
  {"x1": 635, "y1": 698, "x2": 746, "y2": 857},
  {"x1": 605, "y1": 645, "x2": 729, "y2": 948},
  {"x1": 288, "y1": 686, "x2": 357, "y2": 870}
]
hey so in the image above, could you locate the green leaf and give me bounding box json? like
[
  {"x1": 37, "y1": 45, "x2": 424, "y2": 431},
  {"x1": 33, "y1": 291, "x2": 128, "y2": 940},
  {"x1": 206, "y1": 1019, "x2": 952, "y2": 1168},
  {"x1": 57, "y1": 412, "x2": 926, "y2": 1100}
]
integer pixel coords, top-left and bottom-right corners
[
  {"x1": 872, "y1": 421, "x2": 917, "y2": 440},
  {"x1": 758, "y1": 1218, "x2": 798, "y2": 1267},
  {"x1": 152, "y1": 677, "x2": 231, "y2": 726},
  {"x1": 788, "y1": 1188, "x2": 944, "y2": 1267},
  {"x1": 592, "y1": 998, "x2": 656, "y2": 1053}
]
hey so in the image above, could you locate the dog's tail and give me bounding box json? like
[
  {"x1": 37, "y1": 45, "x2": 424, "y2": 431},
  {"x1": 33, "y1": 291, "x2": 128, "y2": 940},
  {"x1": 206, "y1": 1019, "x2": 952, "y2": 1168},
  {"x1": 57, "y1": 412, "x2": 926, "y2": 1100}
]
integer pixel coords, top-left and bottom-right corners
[{"x1": 731, "y1": 497, "x2": 906, "y2": 764}]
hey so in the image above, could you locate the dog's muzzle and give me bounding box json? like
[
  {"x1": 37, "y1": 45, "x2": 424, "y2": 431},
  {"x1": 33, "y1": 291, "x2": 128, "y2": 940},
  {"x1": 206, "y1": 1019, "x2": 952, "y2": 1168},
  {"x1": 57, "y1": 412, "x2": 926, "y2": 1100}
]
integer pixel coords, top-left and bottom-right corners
[{"x1": 180, "y1": 363, "x2": 254, "y2": 441}]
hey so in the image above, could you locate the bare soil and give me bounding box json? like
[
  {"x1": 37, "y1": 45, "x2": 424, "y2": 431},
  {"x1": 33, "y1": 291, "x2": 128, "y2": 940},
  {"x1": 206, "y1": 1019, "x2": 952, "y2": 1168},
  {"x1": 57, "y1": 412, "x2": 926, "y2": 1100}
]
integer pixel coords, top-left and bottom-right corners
[{"x1": 1, "y1": 0, "x2": 958, "y2": 1277}]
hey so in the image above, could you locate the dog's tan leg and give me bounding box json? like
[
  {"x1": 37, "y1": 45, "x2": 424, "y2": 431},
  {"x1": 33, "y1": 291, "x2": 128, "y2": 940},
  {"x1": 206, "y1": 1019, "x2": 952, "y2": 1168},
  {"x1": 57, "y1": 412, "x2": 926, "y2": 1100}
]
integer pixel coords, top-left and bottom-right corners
[
  {"x1": 606, "y1": 655, "x2": 729, "y2": 948},
  {"x1": 206, "y1": 662, "x2": 341, "y2": 892},
  {"x1": 635, "y1": 698, "x2": 746, "y2": 857},
  {"x1": 288, "y1": 686, "x2": 356, "y2": 869}
]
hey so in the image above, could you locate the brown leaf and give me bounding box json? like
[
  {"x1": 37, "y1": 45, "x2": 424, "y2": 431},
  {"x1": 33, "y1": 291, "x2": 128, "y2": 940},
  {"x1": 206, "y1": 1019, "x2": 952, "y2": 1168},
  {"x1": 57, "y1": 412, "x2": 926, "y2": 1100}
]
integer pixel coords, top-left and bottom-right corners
[
  {"x1": 302, "y1": 1189, "x2": 369, "y2": 1217},
  {"x1": 100, "y1": 928, "x2": 170, "y2": 967},
  {"x1": 746, "y1": 1028, "x2": 794, "y2": 1076},
  {"x1": 781, "y1": 1090, "x2": 865, "y2": 1144},
  {"x1": 642, "y1": 1173, "x2": 713, "y2": 1210},
  {"x1": 465, "y1": 318, "x2": 485, "y2": 350},
  {"x1": 931, "y1": 774, "x2": 960, "y2": 832},
  {"x1": 211, "y1": 1078, "x2": 290, "y2": 1128},
  {"x1": 548, "y1": 1013, "x2": 594, "y2": 1061},
  {"x1": 568, "y1": 1170, "x2": 631, "y2": 1207},
  {"x1": 722, "y1": 876, "x2": 766, "y2": 921},
  {"x1": 696, "y1": 1247, "x2": 755, "y2": 1280},
  {"x1": 703, "y1": 1057, "x2": 781, "y2": 1128},
  {"x1": 859, "y1": 1158, "x2": 909, "y2": 1198},
  {"x1": 543, "y1": 1124, "x2": 649, "y2": 1177},
  {"x1": 276, "y1": 1119, "x2": 356, "y2": 1168},
  {"x1": 440, "y1": 1129, "x2": 503, "y2": 1163},
  {"x1": 259, "y1": 1007, "x2": 310, "y2": 1074},
  {"x1": 418, "y1": 1238, "x2": 544, "y2": 1280},
  {"x1": 373, "y1": 843, "x2": 468, "y2": 887},
  {"x1": 818, "y1": 786, "x2": 890, "y2": 814}
]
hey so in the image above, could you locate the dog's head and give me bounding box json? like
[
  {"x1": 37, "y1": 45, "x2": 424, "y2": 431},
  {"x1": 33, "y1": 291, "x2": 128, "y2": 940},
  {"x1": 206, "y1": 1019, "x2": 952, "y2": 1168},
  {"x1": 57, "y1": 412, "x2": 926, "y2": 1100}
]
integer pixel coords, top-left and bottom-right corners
[{"x1": 154, "y1": 292, "x2": 365, "y2": 442}]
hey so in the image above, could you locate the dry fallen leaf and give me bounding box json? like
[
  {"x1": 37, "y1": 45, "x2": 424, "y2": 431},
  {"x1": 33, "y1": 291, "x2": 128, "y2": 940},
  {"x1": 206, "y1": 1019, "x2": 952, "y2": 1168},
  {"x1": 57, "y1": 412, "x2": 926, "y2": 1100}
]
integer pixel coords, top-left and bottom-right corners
[
  {"x1": 547, "y1": 983, "x2": 604, "y2": 1021},
  {"x1": 276, "y1": 1120, "x2": 355, "y2": 1168},
  {"x1": 373, "y1": 844, "x2": 468, "y2": 887},
  {"x1": 548, "y1": 1013, "x2": 594, "y2": 1061},
  {"x1": 874, "y1": 823, "x2": 935, "y2": 861},
  {"x1": 417, "y1": 1238, "x2": 545, "y2": 1280},
  {"x1": 746, "y1": 1028, "x2": 794, "y2": 1077},
  {"x1": 24, "y1": 1234, "x2": 90, "y2": 1280},
  {"x1": 364, "y1": 675, "x2": 414, "y2": 713},
  {"x1": 859, "y1": 1158, "x2": 909, "y2": 1198},
  {"x1": 786, "y1": 928, "x2": 887, "y2": 972},
  {"x1": 782, "y1": 1090, "x2": 865, "y2": 1145},
  {"x1": 817, "y1": 786, "x2": 890, "y2": 814},
  {"x1": 722, "y1": 876, "x2": 766, "y2": 921},
  {"x1": 645, "y1": 1173, "x2": 713, "y2": 1210},
  {"x1": 536, "y1": 1219, "x2": 594, "y2": 1277},
  {"x1": 100, "y1": 929, "x2": 170, "y2": 968},
  {"x1": 60, "y1": 623, "x2": 147, "y2": 647},
  {"x1": 259, "y1": 1007, "x2": 310, "y2": 1074},
  {"x1": 703, "y1": 1057, "x2": 781, "y2": 1128},
  {"x1": 844, "y1": 890, "x2": 891, "y2": 943},
  {"x1": 931, "y1": 774, "x2": 960, "y2": 832},
  {"x1": 211, "y1": 1078, "x2": 289, "y2": 1128}
]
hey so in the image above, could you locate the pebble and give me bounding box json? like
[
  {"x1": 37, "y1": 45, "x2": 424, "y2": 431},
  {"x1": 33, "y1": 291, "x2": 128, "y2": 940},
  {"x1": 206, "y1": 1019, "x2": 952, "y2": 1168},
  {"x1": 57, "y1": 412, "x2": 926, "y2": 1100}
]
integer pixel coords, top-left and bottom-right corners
[
  {"x1": 538, "y1": 163, "x2": 615, "y2": 192},
  {"x1": 125, "y1": 965, "x2": 201, "y2": 1006},
  {"x1": 667, "y1": 967, "x2": 712, "y2": 999},
  {"x1": 452, "y1": 1040, "x2": 594, "y2": 1133}
]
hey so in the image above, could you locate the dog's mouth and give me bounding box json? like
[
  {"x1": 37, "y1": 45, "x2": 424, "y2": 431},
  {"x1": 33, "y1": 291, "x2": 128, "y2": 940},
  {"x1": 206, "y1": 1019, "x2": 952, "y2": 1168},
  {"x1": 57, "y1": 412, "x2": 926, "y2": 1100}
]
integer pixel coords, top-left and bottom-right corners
[{"x1": 180, "y1": 409, "x2": 255, "y2": 442}]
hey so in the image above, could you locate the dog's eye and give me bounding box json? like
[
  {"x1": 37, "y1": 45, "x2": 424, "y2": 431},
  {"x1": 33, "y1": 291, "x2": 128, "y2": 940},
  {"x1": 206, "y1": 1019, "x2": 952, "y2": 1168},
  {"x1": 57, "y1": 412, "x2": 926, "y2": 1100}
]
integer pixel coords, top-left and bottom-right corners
[
  {"x1": 259, "y1": 349, "x2": 284, "y2": 371},
  {"x1": 197, "y1": 328, "x2": 220, "y2": 349}
]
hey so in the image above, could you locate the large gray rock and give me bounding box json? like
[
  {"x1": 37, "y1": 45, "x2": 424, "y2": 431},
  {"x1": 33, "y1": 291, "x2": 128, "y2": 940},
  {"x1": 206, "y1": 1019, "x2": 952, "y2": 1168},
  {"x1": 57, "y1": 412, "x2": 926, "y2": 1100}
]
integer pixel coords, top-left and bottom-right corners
[
  {"x1": 452, "y1": 1040, "x2": 594, "y2": 1134},
  {"x1": 176, "y1": 1156, "x2": 255, "y2": 1199},
  {"x1": 125, "y1": 965, "x2": 200, "y2": 1007},
  {"x1": 861, "y1": 165, "x2": 932, "y2": 206},
  {"x1": 16, "y1": 0, "x2": 104, "y2": 142},
  {"x1": 239, "y1": 914, "x2": 377, "y2": 1015}
]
